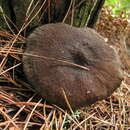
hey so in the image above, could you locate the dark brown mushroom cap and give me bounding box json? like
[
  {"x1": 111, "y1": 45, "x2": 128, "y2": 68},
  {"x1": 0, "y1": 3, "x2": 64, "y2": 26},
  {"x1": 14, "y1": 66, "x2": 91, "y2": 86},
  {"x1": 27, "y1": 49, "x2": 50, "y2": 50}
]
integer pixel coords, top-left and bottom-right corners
[{"x1": 23, "y1": 23, "x2": 123, "y2": 109}]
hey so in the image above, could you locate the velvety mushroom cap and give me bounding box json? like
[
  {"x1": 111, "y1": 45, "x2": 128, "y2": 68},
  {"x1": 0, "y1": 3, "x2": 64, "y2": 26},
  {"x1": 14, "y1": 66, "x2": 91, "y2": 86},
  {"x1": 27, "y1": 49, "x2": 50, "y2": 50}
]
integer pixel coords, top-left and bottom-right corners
[{"x1": 23, "y1": 23, "x2": 123, "y2": 109}]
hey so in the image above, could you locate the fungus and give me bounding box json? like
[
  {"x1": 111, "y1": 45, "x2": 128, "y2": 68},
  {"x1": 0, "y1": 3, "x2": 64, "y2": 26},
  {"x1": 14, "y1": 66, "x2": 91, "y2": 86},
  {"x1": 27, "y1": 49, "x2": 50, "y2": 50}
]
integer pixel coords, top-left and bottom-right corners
[{"x1": 23, "y1": 23, "x2": 123, "y2": 109}]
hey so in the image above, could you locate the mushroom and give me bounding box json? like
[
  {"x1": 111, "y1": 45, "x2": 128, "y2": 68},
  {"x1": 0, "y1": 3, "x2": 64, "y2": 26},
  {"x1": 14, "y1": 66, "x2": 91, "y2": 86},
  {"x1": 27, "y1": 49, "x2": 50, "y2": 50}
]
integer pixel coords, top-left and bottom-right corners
[{"x1": 23, "y1": 23, "x2": 123, "y2": 109}]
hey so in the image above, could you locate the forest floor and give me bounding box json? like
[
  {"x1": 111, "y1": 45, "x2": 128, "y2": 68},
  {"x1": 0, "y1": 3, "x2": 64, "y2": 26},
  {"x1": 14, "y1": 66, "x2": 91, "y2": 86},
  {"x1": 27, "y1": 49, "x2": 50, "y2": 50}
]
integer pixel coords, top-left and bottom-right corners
[{"x1": 0, "y1": 7, "x2": 130, "y2": 130}]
